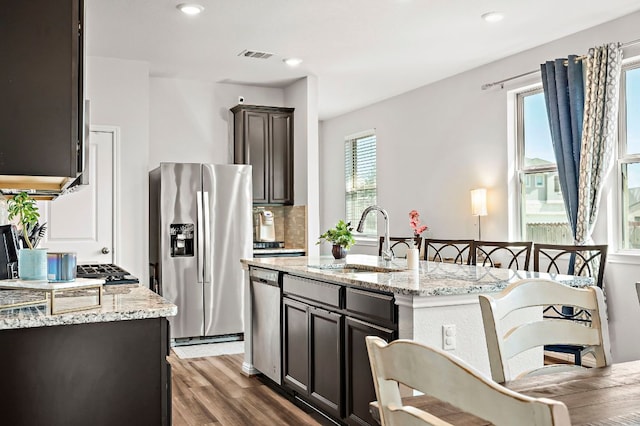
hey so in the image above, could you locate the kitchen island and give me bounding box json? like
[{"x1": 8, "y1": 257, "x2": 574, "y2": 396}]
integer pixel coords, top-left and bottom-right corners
[
  {"x1": 0, "y1": 284, "x2": 177, "y2": 426},
  {"x1": 241, "y1": 254, "x2": 593, "y2": 426}
]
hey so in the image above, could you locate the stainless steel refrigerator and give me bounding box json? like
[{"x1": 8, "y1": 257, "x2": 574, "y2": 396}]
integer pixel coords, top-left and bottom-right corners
[{"x1": 149, "y1": 163, "x2": 252, "y2": 341}]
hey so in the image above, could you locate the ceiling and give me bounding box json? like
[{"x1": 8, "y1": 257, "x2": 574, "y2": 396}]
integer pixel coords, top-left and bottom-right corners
[{"x1": 86, "y1": 0, "x2": 640, "y2": 120}]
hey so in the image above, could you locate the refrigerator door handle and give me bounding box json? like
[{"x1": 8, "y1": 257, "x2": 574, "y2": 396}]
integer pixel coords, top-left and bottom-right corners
[
  {"x1": 196, "y1": 191, "x2": 204, "y2": 283},
  {"x1": 202, "y1": 191, "x2": 212, "y2": 283}
]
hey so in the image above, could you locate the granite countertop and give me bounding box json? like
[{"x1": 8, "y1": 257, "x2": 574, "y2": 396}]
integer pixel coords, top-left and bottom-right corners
[
  {"x1": 241, "y1": 254, "x2": 594, "y2": 296},
  {"x1": 0, "y1": 284, "x2": 177, "y2": 330}
]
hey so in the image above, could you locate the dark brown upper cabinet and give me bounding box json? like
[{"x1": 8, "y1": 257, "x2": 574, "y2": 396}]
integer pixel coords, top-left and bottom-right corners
[
  {"x1": 232, "y1": 105, "x2": 294, "y2": 205},
  {"x1": 0, "y1": 0, "x2": 86, "y2": 199}
]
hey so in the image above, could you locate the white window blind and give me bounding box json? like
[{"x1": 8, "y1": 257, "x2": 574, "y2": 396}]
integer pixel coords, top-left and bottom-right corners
[{"x1": 345, "y1": 132, "x2": 377, "y2": 236}]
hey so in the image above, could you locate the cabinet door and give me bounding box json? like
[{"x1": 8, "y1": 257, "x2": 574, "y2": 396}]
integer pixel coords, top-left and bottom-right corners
[
  {"x1": 269, "y1": 112, "x2": 293, "y2": 204},
  {"x1": 309, "y1": 307, "x2": 343, "y2": 419},
  {"x1": 1, "y1": 0, "x2": 82, "y2": 178},
  {"x1": 244, "y1": 111, "x2": 269, "y2": 204},
  {"x1": 282, "y1": 297, "x2": 309, "y2": 394},
  {"x1": 344, "y1": 317, "x2": 395, "y2": 426}
]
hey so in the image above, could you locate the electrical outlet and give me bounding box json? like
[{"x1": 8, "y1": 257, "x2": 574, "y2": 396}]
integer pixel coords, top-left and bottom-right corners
[{"x1": 442, "y1": 324, "x2": 456, "y2": 350}]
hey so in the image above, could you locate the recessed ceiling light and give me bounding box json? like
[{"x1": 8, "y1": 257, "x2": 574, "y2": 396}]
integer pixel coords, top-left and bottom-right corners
[
  {"x1": 177, "y1": 3, "x2": 204, "y2": 16},
  {"x1": 481, "y1": 11, "x2": 504, "y2": 23},
  {"x1": 283, "y1": 58, "x2": 303, "y2": 67}
]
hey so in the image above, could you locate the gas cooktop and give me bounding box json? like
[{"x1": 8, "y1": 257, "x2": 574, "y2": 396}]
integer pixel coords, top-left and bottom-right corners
[
  {"x1": 253, "y1": 241, "x2": 284, "y2": 249},
  {"x1": 76, "y1": 264, "x2": 139, "y2": 285}
]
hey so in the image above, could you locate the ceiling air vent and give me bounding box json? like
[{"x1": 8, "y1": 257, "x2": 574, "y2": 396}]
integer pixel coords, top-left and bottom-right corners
[{"x1": 237, "y1": 49, "x2": 274, "y2": 59}]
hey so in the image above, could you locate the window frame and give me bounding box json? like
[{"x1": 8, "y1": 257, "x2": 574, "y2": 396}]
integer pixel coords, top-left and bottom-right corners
[
  {"x1": 344, "y1": 129, "x2": 377, "y2": 241},
  {"x1": 515, "y1": 86, "x2": 563, "y2": 241},
  {"x1": 617, "y1": 58, "x2": 640, "y2": 252}
]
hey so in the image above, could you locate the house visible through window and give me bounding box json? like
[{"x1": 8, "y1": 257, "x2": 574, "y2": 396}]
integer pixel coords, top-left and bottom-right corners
[
  {"x1": 516, "y1": 88, "x2": 572, "y2": 244},
  {"x1": 619, "y1": 62, "x2": 640, "y2": 250},
  {"x1": 345, "y1": 131, "x2": 377, "y2": 236}
]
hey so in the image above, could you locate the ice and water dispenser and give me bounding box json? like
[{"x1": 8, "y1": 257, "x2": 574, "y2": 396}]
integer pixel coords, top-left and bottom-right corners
[{"x1": 170, "y1": 224, "x2": 194, "y2": 257}]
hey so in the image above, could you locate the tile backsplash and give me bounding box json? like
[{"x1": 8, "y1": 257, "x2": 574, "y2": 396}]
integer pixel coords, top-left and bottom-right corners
[{"x1": 253, "y1": 205, "x2": 307, "y2": 251}]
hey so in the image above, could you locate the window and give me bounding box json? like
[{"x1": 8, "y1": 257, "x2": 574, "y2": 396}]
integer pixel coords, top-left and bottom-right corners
[
  {"x1": 619, "y1": 63, "x2": 640, "y2": 249},
  {"x1": 345, "y1": 131, "x2": 377, "y2": 236},
  {"x1": 516, "y1": 88, "x2": 572, "y2": 244}
]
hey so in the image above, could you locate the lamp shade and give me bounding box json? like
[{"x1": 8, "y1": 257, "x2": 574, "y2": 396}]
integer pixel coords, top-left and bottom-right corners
[{"x1": 471, "y1": 188, "x2": 488, "y2": 216}]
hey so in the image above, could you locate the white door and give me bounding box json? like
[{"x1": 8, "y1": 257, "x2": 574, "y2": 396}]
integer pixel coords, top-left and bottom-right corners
[{"x1": 40, "y1": 128, "x2": 116, "y2": 264}]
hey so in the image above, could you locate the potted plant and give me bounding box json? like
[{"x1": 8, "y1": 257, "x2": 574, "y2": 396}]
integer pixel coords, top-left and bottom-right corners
[
  {"x1": 7, "y1": 192, "x2": 47, "y2": 280},
  {"x1": 317, "y1": 219, "x2": 356, "y2": 259}
]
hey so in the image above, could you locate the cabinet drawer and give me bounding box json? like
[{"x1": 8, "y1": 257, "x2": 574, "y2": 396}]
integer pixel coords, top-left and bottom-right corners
[
  {"x1": 346, "y1": 287, "x2": 395, "y2": 325},
  {"x1": 283, "y1": 275, "x2": 342, "y2": 309}
]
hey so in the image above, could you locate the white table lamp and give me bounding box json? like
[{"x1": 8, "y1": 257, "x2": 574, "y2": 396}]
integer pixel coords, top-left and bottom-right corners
[{"x1": 471, "y1": 188, "x2": 487, "y2": 240}]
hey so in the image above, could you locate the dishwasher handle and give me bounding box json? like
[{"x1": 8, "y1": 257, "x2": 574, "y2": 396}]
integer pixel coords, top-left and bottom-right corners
[{"x1": 249, "y1": 268, "x2": 280, "y2": 286}]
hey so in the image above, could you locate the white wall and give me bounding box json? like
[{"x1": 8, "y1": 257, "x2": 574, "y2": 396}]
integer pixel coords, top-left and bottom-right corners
[
  {"x1": 149, "y1": 79, "x2": 285, "y2": 168},
  {"x1": 87, "y1": 56, "x2": 150, "y2": 285},
  {"x1": 284, "y1": 76, "x2": 321, "y2": 255},
  {"x1": 320, "y1": 11, "x2": 640, "y2": 362}
]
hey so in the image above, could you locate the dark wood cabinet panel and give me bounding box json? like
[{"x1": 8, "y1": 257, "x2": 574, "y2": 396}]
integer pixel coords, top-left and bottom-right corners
[
  {"x1": 269, "y1": 113, "x2": 293, "y2": 204},
  {"x1": 346, "y1": 287, "x2": 396, "y2": 328},
  {"x1": 309, "y1": 307, "x2": 343, "y2": 418},
  {"x1": 0, "y1": 0, "x2": 84, "y2": 179},
  {"x1": 245, "y1": 111, "x2": 269, "y2": 203},
  {"x1": 232, "y1": 105, "x2": 294, "y2": 205},
  {"x1": 0, "y1": 318, "x2": 170, "y2": 425},
  {"x1": 283, "y1": 297, "x2": 309, "y2": 393},
  {"x1": 344, "y1": 316, "x2": 395, "y2": 426}
]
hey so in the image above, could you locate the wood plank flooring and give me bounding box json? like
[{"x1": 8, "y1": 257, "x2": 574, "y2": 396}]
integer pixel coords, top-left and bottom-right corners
[{"x1": 169, "y1": 351, "x2": 322, "y2": 425}]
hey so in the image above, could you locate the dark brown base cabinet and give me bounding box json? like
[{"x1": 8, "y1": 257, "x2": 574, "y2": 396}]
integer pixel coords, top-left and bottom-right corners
[
  {"x1": 282, "y1": 275, "x2": 397, "y2": 426},
  {"x1": 283, "y1": 297, "x2": 344, "y2": 419},
  {"x1": 283, "y1": 297, "x2": 310, "y2": 394},
  {"x1": 345, "y1": 317, "x2": 394, "y2": 425},
  {"x1": 0, "y1": 318, "x2": 171, "y2": 426}
]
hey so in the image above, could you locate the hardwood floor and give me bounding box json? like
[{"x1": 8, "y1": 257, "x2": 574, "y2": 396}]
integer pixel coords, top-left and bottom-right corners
[{"x1": 169, "y1": 351, "x2": 322, "y2": 425}]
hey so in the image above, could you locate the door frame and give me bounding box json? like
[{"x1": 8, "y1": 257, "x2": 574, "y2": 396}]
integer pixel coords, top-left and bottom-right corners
[{"x1": 90, "y1": 125, "x2": 120, "y2": 265}]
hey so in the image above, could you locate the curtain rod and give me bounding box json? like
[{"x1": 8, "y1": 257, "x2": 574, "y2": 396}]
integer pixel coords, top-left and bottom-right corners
[{"x1": 481, "y1": 37, "x2": 640, "y2": 90}]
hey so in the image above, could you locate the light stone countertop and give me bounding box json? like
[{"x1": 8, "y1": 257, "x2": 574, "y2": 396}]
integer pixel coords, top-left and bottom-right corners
[
  {"x1": 241, "y1": 254, "x2": 594, "y2": 296},
  {"x1": 0, "y1": 284, "x2": 177, "y2": 330}
]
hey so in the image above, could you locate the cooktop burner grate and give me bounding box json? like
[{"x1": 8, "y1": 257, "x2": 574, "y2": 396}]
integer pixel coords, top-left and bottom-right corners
[
  {"x1": 76, "y1": 264, "x2": 139, "y2": 285},
  {"x1": 253, "y1": 241, "x2": 284, "y2": 249}
]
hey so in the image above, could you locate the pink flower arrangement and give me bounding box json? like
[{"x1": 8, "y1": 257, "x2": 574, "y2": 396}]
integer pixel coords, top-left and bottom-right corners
[{"x1": 409, "y1": 210, "x2": 428, "y2": 247}]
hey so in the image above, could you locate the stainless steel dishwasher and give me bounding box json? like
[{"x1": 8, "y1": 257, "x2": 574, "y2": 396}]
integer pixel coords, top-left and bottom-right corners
[{"x1": 250, "y1": 267, "x2": 282, "y2": 384}]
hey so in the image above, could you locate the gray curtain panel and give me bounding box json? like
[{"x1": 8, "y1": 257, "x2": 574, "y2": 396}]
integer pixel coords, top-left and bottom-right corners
[{"x1": 541, "y1": 55, "x2": 585, "y2": 242}]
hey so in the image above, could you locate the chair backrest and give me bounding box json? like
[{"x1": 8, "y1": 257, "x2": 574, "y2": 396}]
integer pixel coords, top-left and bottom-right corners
[
  {"x1": 365, "y1": 336, "x2": 571, "y2": 426},
  {"x1": 423, "y1": 239, "x2": 474, "y2": 265},
  {"x1": 379, "y1": 236, "x2": 422, "y2": 258},
  {"x1": 533, "y1": 244, "x2": 608, "y2": 288},
  {"x1": 475, "y1": 241, "x2": 533, "y2": 270},
  {"x1": 479, "y1": 279, "x2": 612, "y2": 383}
]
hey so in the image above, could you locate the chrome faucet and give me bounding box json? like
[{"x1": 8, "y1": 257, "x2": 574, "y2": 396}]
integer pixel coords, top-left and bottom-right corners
[{"x1": 357, "y1": 205, "x2": 393, "y2": 261}]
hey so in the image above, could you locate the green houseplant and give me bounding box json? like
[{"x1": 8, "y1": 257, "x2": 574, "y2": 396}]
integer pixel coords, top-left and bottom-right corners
[
  {"x1": 317, "y1": 219, "x2": 356, "y2": 259},
  {"x1": 7, "y1": 191, "x2": 47, "y2": 280}
]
